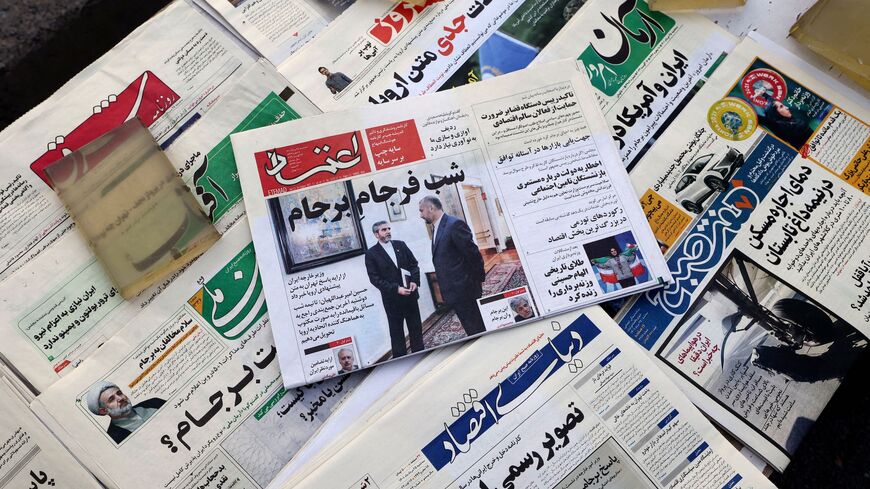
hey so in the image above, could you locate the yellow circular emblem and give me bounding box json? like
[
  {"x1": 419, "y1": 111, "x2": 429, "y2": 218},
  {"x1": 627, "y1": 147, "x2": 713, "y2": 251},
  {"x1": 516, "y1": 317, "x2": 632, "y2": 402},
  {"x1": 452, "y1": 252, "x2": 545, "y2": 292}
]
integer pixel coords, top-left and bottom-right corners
[{"x1": 707, "y1": 97, "x2": 758, "y2": 141}]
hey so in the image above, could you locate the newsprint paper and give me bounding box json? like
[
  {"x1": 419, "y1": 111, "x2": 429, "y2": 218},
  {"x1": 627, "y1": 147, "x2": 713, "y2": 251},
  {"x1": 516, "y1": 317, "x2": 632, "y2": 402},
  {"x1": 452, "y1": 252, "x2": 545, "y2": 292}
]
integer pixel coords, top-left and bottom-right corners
[
  {"x1": 0, "y1": 378, "x2": 102, "y2": 489},
  {"x1": 201, "y1": 0, "x2": 356, "y2": 65},
  {"x1": 0, "y1": 0, "x2": 255, "y2": 282},
  {"x1": 532, "y1": 0, "x2": 737, "y2": 168},
  {"x1": 0, "y1": 61, "x2": 316, "y2": 394},
  {"x1": 277, "y1": 0, "x2": 583, "y2": 111},
  {"x1": 231, "y1": 59, "x2": 672, "y2": 387},
  {"x1": 281, "y1": 307, "x2": 775, "y2": 489},
  {"x1": 620, "y1": 37, "x2": 870, "y2": 470},
  {"x1": 30, "y1": 223, "x2": 364, "y2": 489}
]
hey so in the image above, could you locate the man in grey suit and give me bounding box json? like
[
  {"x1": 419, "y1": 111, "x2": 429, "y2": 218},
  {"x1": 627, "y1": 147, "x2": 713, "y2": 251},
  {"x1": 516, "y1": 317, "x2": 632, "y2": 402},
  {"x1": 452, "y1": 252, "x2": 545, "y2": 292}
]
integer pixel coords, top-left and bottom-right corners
[{"x1": 418, "y1": 195, "x2": 487, "y2": 336}]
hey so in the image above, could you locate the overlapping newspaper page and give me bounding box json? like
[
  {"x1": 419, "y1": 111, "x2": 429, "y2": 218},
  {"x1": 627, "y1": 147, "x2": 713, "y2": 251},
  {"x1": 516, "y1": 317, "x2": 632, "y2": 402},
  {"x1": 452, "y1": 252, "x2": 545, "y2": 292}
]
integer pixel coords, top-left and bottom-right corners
[
  {"x1": 0, "y1": 61, "x2": 318, "y2": 394},
  {"x1": 201, "y1": 0, "x2": 355, "y2": 65},
  {"x1": 271, "y1": 347, "x2": 451, "y2": 486},
  {"x1": 531, "y1": 0, "x2": 736, "y2": 168},
  {"x1": 277, "y1": 0, "x2": 585, "y2": 111},
  {"x1": 30, "y1": 222, "x2": 367, "y2": 489},
  {"x1": 0, "y1": 0, "x2": 256, "y2": 282},
  {"x1": 0, "y1": 378, "x2": 103, "y2": 489},
  {"x1": 232, "y1": 59, "x2": 671, "y2": 387},
  {"x1": 281, "y1": 307, "x2": 775, "y2": 489},
  {"x1": 618, "y1": 36, "x2": 870, "y2": 471}
]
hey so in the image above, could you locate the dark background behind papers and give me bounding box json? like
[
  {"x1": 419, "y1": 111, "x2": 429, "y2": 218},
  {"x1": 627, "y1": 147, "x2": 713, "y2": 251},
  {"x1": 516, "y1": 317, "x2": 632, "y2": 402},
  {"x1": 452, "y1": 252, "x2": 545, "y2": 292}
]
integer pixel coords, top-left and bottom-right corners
[
  {"x1": 0, "y1": 0, "x2": 172, "y2": 129},
  {"x1": 0, "y1": 1, "x2": 869, "y2": 486}
]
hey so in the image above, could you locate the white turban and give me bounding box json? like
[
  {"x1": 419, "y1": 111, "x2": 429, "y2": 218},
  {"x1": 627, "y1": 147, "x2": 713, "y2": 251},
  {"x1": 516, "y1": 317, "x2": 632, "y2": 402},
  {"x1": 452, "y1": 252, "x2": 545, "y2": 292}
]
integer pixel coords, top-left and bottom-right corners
[{"x1": 86, "y1": 380, "x2": 119, "y2": 415}]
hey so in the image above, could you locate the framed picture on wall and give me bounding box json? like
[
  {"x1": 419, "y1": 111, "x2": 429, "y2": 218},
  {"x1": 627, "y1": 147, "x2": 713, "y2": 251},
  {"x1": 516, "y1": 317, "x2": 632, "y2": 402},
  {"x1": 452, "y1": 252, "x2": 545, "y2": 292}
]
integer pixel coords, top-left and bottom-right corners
[{"x1": 268, "y1": 180, "x2": 367, "y2": 274}]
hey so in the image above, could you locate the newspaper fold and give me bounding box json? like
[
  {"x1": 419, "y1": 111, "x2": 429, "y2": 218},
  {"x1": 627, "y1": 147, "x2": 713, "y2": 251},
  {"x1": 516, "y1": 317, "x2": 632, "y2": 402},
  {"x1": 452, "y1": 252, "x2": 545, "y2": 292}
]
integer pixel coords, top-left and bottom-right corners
[
  {"x1": 201, "y1": 0, "x2": 356, "y2": 65},
  {"x1": 621, "y1": 36, "x2": 870, "y2": 470},
  {"x1": 281, "y1": 307, "x2": 776, "y2": 489},
  {"x1": 232, "y1": 58, "x2": 671, "y2": 387},
  {"x1": 0, "y1": 0, "x2": 256, "y2": 282},
  {"x1": 0, "y1": 378, "x2": 102, "y2": 489}
]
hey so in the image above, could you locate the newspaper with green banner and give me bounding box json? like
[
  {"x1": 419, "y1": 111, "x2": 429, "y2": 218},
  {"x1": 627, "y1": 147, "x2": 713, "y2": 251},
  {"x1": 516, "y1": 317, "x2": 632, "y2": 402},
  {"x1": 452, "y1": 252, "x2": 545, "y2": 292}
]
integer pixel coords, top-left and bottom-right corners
[
  {"x1": 619, "y1": 36, "x2": 870, "y2": 471},
  {"x1": 30, "y1": 222, "x2": 366, "y2": 489},
  {"x1": 166, "y1": 60, "x2": 320, "y2": 232},
  {"x1": 532, "y1": 0, "x2": 737, "y2": 168},
  {"x1": 0, "y1": 62, "x2": 316, "y2": 394}
]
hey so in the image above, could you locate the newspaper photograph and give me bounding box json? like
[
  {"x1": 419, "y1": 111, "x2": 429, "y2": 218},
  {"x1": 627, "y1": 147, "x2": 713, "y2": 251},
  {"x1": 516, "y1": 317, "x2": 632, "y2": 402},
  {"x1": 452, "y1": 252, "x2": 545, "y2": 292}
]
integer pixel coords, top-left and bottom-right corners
[
  {"x1": 532, "y1": 0, "x2": 737, "y2": 168},
  {"x1": 277, "y1": 0, "x2": 583, "y2": 111},
  {"x1": 0, "y1": 0, "x2": 256, "y2": 282},
  {"x1": 232, "y1": 59, "x2": 671, "y2": 387},
  {"x1": 0, "y1": 378, "x2": 103, "y2": 489},
  {"x1": 30, "y1": 222, "x2": 365, "y2": 489},
  {"x1": 617, "y1": 37, "x2": 870, "y2": 470},
  {"x1": 280, "y1": 307, "x2": 775, "y2": 489},
  {"x1": 0, "y1": 61, "x2": 317, "y2": 394},
  {"x1": 201, "y1": 0, "x2": 356, "y2": 65}
]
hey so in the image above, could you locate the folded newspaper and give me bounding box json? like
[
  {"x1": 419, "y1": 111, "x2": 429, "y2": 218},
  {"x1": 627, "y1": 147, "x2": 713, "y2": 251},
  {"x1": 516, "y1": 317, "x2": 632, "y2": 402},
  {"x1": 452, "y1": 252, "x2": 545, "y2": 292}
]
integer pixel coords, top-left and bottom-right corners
[
  {"x1": 199, "y1": 0, "x2": 356, "y2": 65},
  {"x1": 231, "y1": 59, "x2": 671, "y2": 387},
  {"x1": 0, "y1": 61, "x2": 317, "y2": 394},
  {"x1": 30, "y1": 222, "x2": 366, "y2": 489},
  {"x1": 280, "y1": 307, "x2": 776, "y2": 489},
  {"x1": 532, "y1": 0, "x2": 737, "y2": 168},
  {"x1": 0, "y1": 0, "x2": 255, "y2": 282},
  {"x1": 620, "y1": 36, "x2": 870, "y2": 470},
  {"x1": 277, "y1": 0, "x2": 582, "y2": 111}
]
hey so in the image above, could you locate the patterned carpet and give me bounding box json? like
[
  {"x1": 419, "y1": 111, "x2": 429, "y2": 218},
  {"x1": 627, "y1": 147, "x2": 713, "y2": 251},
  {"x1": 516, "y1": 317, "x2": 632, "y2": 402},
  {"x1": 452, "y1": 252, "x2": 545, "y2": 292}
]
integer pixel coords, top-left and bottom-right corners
[{"x1": 422, "y1": 261, "x2": 527, "y2": 348}]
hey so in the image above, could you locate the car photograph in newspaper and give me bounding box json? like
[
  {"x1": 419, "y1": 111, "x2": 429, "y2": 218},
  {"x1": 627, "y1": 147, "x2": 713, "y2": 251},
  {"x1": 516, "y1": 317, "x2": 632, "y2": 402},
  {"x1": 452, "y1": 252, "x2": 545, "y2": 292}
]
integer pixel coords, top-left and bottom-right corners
[
  {"x1": 232, "y1": 59, "x2": 671, "y2": 388},
  {"x1": 618, "y1": 37, "x2": 870, "y2": 471}
]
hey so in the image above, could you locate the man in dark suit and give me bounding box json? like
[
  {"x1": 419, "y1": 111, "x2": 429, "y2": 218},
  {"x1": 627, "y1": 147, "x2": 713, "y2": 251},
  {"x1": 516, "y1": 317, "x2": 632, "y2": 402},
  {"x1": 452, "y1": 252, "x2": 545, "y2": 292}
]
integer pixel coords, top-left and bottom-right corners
[
  {"x1": 364, "y1": 221, "x2": 424, "y2": 358},
  {"x1": 86, "y1": 381, "x2": 165, "y2": 444},
  {"x1": 418, "y1": 195, "x2": 487, "y2": 336}
]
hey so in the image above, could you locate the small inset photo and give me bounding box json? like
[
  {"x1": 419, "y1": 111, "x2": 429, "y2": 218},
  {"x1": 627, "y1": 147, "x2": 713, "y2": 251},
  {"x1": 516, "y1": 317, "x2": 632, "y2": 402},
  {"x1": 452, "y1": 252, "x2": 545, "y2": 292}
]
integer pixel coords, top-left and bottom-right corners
[
  {"x1": 302, "y1": 337, "x2": 362, "y2": 377},
  {"x1": 477, "y1": 287, "x2": 537, "y2": 329},
  {"x1": 583, "y1": 231, "x2": 650, "y2": 293},
  {"x1": 85, "y1": 380, "x2": 165, "y2": 445},
  {"x1": 334, "y1": 344, "x2": 360, "y2": 375}
]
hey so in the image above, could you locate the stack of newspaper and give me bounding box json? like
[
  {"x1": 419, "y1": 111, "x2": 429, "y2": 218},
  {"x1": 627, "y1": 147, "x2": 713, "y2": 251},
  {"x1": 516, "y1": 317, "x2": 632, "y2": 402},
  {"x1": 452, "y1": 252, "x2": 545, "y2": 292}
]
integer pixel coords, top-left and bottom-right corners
[{"x1": 0, "y1": 0, "x2": 867, "y2": 488}]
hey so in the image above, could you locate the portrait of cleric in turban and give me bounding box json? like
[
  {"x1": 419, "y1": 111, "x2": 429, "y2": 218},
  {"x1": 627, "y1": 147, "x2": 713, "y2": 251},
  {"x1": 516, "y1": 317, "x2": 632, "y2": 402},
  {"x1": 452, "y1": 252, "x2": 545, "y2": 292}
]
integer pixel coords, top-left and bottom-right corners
[{"x1": 86, "y1": 380, "x2": 165, "y2": 444}]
